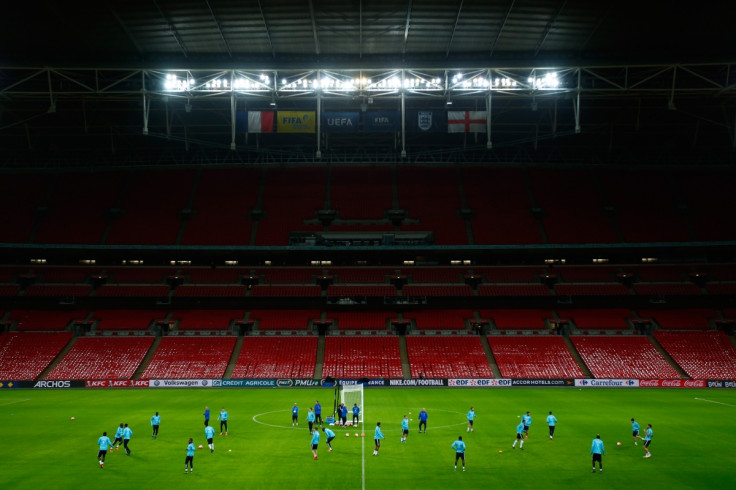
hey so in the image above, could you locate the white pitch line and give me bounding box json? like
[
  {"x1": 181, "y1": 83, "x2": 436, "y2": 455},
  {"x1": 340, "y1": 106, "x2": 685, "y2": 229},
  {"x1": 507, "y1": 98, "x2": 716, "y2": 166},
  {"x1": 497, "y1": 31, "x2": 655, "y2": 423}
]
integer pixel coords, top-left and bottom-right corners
[
  {"x1": 0, "y1": 398, "x2": 32, "y2": 407},
  {"x1": 694, "y1": 397, "x2": 736, "y2": 407},
  {"x1": 361, "y1": 425, "x2": 365, "y2": 490}
]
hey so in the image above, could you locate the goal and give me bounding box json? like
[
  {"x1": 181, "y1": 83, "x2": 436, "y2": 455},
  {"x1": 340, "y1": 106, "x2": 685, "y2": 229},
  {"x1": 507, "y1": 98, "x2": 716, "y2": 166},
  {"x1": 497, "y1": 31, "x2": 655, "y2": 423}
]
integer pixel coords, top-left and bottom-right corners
[{"x1": 340, "y1": 383, "x2": 364, "y2": 425}]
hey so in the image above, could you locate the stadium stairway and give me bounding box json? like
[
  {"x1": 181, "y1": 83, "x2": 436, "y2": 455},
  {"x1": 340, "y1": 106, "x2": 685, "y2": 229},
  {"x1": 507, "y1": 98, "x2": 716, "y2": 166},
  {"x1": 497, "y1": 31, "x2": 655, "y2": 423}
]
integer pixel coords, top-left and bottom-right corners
[
  {"x1": 398, "y1": 335, "x2": 411, "y2": 378},
  {"x1": 479, "y1": 336, "x2": 502, "y2": 378},
  {"x1": 314, "y1": 335, "x2": 325, "y2": 379},
  {"x1": 647, "y1": 332, "x2": 689, "y2": 379},
  {"x1": 223, "y1": 335, "x2": 245, "y2": 379},
  {"x1": 132, "y1": 336, "x2": 163, "y2": 379},
  {"x1": 561, "y1": 335, "x2": 593, "y2": 378},
  {"x1": 37, "y1": 335, "x2": 77, "y2": 381}
]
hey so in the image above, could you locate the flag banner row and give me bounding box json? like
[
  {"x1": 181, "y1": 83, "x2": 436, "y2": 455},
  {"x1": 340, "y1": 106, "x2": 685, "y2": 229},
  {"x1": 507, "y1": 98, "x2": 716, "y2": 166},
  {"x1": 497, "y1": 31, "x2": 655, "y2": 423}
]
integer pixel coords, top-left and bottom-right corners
[{"x1": 235, "y1": 110, "x2": 488, "y2": 133}]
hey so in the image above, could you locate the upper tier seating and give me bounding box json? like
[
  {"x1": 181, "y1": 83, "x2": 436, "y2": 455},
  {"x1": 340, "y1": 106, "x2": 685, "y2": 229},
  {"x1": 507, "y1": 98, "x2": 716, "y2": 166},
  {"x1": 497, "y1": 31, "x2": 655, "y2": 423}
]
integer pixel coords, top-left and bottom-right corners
[
  {"x1": 403, "y1": 310, "x2": 474, "y2": 329},
  {"x1": 571, "y1": 336, "x2": 680, "y2": 378},
  {"x1": 403, "y1": 284, "x2": 473, "y2": 297},
  {"x1": 231, "y1": 336, "x2": 318, "y2": 378},
  {"x1": 480, "y1": 309, "x2": 552, "y2": 330},
  {"x1": 529, "y1": 168, "x2": 619, "y2": 244},
  {"x1": 106, "y1": 169, "x2": 196, "y2": 245},
  {"x1": 556, "y1": 309, "x2": 632, "y2": 330},
  {"x1": 330, "y1": 166, "x2": 392, "y2": 220},
  {"x1": 180, "y1": 168, "x2": 260, "y2": 245},
  {"x1": 330, "y1": 311, "x2": 395, "y2": 330},
  {"x1": 488, "y1": 336, "x2": 585, "y2": 378},
  {"x1": 45, "y1": 336, "x2": 153, "y2": 380},
  {"x1": 406, "y1": 336, "x2": 492, "y2": 378},
  {"x1": 397, "y1": 167, "x2": 468, "y2": 245},
  {"x1": 322, "y1": 336, "x2": 403, "y2": 378},
  {"x1": 0, "y1": 173, "x2": 51, "y2": 243},
  {"x1": 635, "y1": 309, "x2": 716, "y2": 330},
  {"x1": 249, "y1": 310, "x2": 320, "y2": 330},
  {"x1": 654, "y1": 330, "x2": 736, "y2": 379},
  {"x1": 0, "y1": 331, "x2": 73, "y2": 380},
  {"x1": 92, "y1": 309, "x2": 158, "y2": 331},
  {"x1": 462, "y1": 167, "x2": 542, "y2": 244},
  {"x1": 9, "y1": 309, "x2": 88, "y2": 331},
  {"x1": 172, "y1": 309, "x2": 245, "y2": 330},
  {"x1": 141, "y1": 336, "x2": 236, "y2": 379}
]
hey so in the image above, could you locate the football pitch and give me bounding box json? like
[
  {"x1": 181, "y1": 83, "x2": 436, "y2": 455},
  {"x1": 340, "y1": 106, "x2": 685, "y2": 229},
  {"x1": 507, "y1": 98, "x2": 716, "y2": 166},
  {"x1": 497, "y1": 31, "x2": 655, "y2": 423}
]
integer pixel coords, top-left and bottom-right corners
[{"x1": 1, "y1": 387, "x2": 735, "y2": 489}]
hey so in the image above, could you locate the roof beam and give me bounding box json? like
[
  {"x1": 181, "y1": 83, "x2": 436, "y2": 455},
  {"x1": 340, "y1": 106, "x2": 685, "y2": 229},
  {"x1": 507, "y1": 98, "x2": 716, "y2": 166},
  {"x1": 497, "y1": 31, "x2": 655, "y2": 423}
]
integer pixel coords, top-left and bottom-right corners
[
  {"x1": 152, "y1": 0, "x2": 189, "y2": 59},
  {"x1": 445, "y1": 0, "x2": 465, "y2": 58},
  {"x1": 256, "y1": 0, "x2": 276, "y2": 59},
  {"x1": 359, "y1": 0, "x2": 363, "y2": 59},
  {"x1": 106, "y1": 2, "x2": 143, "y2": 58},
  {"x1": 533, "y1": 0, "x2": 569, "y2": 57},
  {"x1": 402, "y1": 0, "x2": 414, "y2": 56},
  {"x1": 205, "y1": 0, "x2": 232, "y2": 58},
  {"x1": 490, "y1": 0, "x2": 516, "y2": 57},
  {"x1": 308, "y1": 0, "x2": 321, "y2": 55}
]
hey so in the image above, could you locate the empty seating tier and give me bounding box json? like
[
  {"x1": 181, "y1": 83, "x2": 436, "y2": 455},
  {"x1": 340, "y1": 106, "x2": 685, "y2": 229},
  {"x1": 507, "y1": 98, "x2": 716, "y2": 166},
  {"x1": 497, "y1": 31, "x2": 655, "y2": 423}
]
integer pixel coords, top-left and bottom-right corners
[
  {"x1": 322, "y1": 336, "x2": 403, "y2": 379},
  {"x1": 46, "y1": 337, "x2": 154, "y2": 380},
  {"x1": 489, "y1": 336, "x2": 585, "y2": 379},
  {"x1": 654, "y1": 331, "x2": 736, "y2": 380},
  {"x1": 571, "y1": 336, "x2": 680, "y2": 379},
  {"x1": 0, "y1": 332, "x2": 72, "y2": 380},
  {"x1": 231, "y1": 336, "x2": 318, "y2": 378},
  {"x1": 407, "y1": 336, "x2": 492, "y2": 378},
  {"x1": 9, "y1": 310, "x2": 88, "y2": 331},
  {"x1": 141, "y1": 336, "x2": 236, "y2": 379}
]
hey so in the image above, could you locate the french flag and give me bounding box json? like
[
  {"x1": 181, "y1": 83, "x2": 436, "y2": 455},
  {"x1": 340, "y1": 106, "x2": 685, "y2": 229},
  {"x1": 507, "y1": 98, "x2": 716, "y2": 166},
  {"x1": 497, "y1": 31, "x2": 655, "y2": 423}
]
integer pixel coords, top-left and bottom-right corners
[{"x1": 247, "y1": 111, "x2": 275, "y2": 133}]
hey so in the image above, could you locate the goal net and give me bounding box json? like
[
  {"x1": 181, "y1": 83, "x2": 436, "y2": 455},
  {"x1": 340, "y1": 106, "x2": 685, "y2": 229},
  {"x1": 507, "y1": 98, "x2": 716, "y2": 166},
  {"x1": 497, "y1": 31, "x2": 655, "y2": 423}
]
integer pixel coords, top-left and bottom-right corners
[{"x1": 340, "y1": 383, "x2": 364, "y2": 426}]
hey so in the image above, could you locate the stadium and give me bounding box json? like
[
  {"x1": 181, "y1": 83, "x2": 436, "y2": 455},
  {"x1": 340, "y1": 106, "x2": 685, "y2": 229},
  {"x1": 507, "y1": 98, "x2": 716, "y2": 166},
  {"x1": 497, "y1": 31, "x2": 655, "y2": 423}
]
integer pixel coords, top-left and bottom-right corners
[{"x1": 1, "y1": 1, "x2": 735, "y2": 489}]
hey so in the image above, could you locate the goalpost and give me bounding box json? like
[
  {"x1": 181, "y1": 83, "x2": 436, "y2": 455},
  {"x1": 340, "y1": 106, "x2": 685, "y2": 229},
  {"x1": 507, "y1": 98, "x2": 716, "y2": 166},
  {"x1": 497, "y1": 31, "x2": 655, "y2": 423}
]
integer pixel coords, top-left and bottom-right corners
[{"x1": 340, "y1": 383, "x2": 364, "y2": 426}]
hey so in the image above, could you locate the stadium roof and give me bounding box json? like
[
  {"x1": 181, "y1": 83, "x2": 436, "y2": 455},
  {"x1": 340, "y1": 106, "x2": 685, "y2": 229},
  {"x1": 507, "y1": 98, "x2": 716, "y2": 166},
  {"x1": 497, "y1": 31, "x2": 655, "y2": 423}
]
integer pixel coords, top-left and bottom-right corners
[
  {"x1": 2, "y1": 0, "x2": 733, "y2": 67},
  {"x1": 1, "y1": 1, "x2": 734, "y2": 166}
]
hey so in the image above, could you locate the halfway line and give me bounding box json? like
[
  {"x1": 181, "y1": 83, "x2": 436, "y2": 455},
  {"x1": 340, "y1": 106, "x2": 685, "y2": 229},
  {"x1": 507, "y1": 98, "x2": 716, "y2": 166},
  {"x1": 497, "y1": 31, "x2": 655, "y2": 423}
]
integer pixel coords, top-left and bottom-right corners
[
  {"x1": 694, "y1": 397, "x2": 736, "y2": 407},
  {"x1": 0, "y1": 398, "x2": 32, "y2": 407}
]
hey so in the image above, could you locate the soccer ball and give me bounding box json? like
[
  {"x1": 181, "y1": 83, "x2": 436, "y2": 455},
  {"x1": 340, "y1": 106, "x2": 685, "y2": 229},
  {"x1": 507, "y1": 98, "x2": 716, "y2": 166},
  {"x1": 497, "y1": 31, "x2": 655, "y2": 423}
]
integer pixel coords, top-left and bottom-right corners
[
  {"x1": 70, "y1": 416, "x2": 75, "y2": 420},
  {"x1": 355, "y1": 433, "x2": 359, "y2": 437},
  {"x1": 345, "y1": 432, "x2": 350, "y2": 437},
  {"x1": 617, "y1": 442, "x2": 622, "y2": 446},
  {"x1": 198, "y1": 445, "x2": 204, "y2": 449}
]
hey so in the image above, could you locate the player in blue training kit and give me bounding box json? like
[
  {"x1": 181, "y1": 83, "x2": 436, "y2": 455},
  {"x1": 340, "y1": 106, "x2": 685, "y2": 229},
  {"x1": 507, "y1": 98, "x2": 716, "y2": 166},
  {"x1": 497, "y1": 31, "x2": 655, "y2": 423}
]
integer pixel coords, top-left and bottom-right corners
[
  {"x1": 203, "y1": 406, "x2": 210, "y2": 427},
  {"x1": 591, "y1": 434, "x2": 605, "y2": 473},
  {"x1": 522, "y1": 411, "x2": 532, "y2": 438},
  {"x1": 352, "y1": 403, "x2": 360, "y2": 425},
  {"x1": 418, "y1": 408, "x2": 428, "y2": 433},
  {"x1": 184, "y1": 438, "x2": 195, "y2": 473},
  {"x1": 631, "y1": 418, "x2": 640, "y2": 445},
  {"x1": 112, "y1": 423, "x2": 124, "y2": 450},
  {"x1": 466, "y1": 407, "x2": 476, "y2": 432},
  {"x1": 401, "y1": 415, "x2": 409, "y2": 442},
  {"x1": 512, "y1": 421, "x2": 525, "y2": 449},
  {"x1": 322, "y1": 427, "x2": 336, "y2": 451},
  {"x1": 306, "y1": 407, "x2": 316, "y2": 433},
  {"x1": 205, "y1": 425, "x2": 215, "y2": 453},
  {"x1": 642, "y1": 424, "x2": 653, "y2": 458},
  {"x1": 122, "y1": 423, "x2": 133, "y2": 455},
  {"x1": 151, "y1": 412, "x2": 161, "y2": 439},
  {"x1": 217, "y1": 408, "x2": 229, "y2": 435},
  {"x1": 373, "y1": 422, "x2": 385, "y2": 456},
  {"x1": 311, "y1": 428, "x2": 320, "y2": 460},
  {"x1": 340, "y1": 403, "x2": 348, "y2": 426},
  {"x1": 97, "y1": 431, "x2": 113, "y2": 469},
  {"x1": 546, "y1": 411, "x2": 557, "y2": 439},
  {"x1": 451, "y1": 436, "x2": 466, "y2": 471},
  {"x1": 314, "y1": 401, "x2": 323, "y2": 426},
  {"x1": 292, "y1": 403, "x2": 299, "y2": 426}
]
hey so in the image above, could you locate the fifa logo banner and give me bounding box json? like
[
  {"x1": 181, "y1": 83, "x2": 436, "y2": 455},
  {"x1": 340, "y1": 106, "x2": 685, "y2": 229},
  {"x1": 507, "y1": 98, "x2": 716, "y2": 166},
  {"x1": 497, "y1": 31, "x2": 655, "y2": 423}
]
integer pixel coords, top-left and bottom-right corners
[
  {"x1": 448, "y1": 111, "x2": 487, "y2": 133},
  {"x1": 278, "y1": 111, "x2": 316, "y2": 133},
  {"x1": 364, "y1": 111, "x2": 400, "y2": 132},
  {"x1": 321, "y1": 112, "x2": 359, "y2": 133}
]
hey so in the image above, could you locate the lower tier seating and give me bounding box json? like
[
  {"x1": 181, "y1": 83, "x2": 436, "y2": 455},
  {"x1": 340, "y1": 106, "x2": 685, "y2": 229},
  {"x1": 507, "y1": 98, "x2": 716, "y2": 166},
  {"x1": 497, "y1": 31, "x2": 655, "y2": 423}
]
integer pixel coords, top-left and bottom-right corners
[
  {"x1": 45, "y1": 337, "x2": 154, "y2": 380},
  {"x1": 231, "y1": 336, "x2": 318, "y2": 378},
  {"x1": 406, "y1": 336, "x2": 492, "y2": 378},
  {"x1": 571, "y1": 336, "x2": 680, "y2": 379},
  {"x1": 654, "y1": 331, "x2": 736, "y2": 380},
  {"x1": 141, "y1": 336, "x2": 236, "y2": 379},
  {"x1": 322, "y1": 336, "x2": 403, "y2": 378},
  {"x1": 488, "y1": 336, "x2": 585, "y2": 378},
  {"x1": 0, "y1": 331, "x2": 72, "y2": 380}
]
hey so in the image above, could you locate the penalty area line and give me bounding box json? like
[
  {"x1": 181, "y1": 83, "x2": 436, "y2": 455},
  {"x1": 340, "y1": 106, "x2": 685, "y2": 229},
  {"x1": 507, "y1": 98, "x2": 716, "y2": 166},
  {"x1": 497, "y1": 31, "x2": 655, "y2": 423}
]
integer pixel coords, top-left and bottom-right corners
[{"x1": 694, "y1": 397, "x2": 736, "y2": 407}]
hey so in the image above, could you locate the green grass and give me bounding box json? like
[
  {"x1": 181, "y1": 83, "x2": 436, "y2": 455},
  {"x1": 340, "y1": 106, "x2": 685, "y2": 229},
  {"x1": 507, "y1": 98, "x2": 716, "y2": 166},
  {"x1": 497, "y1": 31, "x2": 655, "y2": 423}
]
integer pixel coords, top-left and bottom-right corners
[{"x1": 1, "y1": 387, "x2": 735, "y2": 489}]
